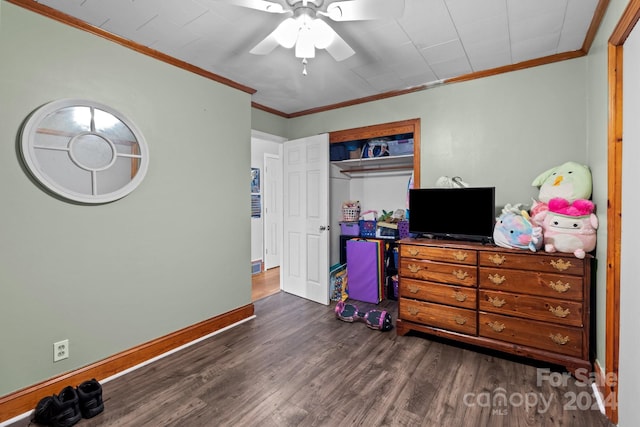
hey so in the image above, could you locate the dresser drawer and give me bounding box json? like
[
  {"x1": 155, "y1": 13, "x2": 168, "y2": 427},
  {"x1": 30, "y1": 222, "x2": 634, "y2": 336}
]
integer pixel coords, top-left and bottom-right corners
[
  {"x1": 479, "y1": 290, "x2": 583, "y2": 327},
  {"x1": 401, "y1": 245, "x2": 477, "y2": 265},
  {"x1": 479, "y1": 312, "x2": 583, "y2": 358},
  {"x1": 479, "y1": 252, "x2": 584, "y2": 275},
  {"x1": 479, "y1": 267, "x2": 583, "y2": 301},
  {"x1": 400, "y1": 298, "x2": 477, "y2": 335},
  {"x1": 401, "y1": 278, "x2": 477, "y2": 309},
  {"x1": 400, "y1": 259, "x2": 477, "y2": 287}
]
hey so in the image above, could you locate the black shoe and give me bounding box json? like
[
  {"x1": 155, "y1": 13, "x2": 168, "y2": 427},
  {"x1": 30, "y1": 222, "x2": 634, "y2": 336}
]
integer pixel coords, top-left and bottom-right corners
[
  {"x1": 33, "y1": 386, "x2": 81, "y2": 427},
  {"x1": 52, "y1": 386, "x2": 82, "y2": 427},
  {"x1": 33, "y1": 395, "x2": 56, "y2": 426},
  {"x1": 76, "y1": 378, "x2": 104, "y2": 419}
]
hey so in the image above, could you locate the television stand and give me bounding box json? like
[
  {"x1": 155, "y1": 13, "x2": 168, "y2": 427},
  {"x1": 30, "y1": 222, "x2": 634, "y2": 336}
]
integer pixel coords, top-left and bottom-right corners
[{"x1": 396, "y1": 238, "x2": 593, "y2": 374}]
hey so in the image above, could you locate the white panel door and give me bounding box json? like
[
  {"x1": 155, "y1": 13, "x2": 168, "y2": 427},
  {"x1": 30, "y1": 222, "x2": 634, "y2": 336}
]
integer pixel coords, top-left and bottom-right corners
[
  {"x1": 264, "y1": 154, "x2": 281, "y2": 270},
  {"x1": 282, "y1": 134, "x2": 330, "y2": 305}
]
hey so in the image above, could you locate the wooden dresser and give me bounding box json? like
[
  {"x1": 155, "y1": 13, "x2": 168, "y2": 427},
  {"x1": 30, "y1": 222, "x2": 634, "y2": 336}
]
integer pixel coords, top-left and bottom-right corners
[{"x1": 396, "y1": 238, "x2": 593, "y2": 373}]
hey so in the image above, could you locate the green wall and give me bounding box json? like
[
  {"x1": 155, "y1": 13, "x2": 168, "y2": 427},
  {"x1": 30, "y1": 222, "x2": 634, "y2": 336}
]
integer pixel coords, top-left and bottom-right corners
[
  {"x1": 0, "y1": 2, "x2": 252, "y2": 396},
  {"x1": 251, "y1": 108, "x2": 288, "y2": 138},
  {"x1": 284, "y1": 59, "x2": 588, "y2": 211}
]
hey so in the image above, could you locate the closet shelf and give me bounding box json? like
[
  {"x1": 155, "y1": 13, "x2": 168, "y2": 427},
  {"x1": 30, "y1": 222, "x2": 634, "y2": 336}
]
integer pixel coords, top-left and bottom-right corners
[{"x1": 331, "y1": 154, "x2": 414, "y2": 175}]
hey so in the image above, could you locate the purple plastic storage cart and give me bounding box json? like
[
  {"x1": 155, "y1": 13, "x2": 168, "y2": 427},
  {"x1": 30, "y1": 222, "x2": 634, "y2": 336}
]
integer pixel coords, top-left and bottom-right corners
[{"x1": 340, "y1": 222, "x2": 360, "y2": 236}]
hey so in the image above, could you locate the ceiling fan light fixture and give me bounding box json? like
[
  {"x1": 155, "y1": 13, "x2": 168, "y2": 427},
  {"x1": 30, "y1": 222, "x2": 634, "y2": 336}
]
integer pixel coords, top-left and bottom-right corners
[
  {"x1": 295, "y1": 26, "x2": 316, "y2": 58},
  {"x1": 274, "y1": 17, "x2": 299, "y2": 48},
  {"x1": 310, "y1": 18, "x2": 334, "y2": 49}
]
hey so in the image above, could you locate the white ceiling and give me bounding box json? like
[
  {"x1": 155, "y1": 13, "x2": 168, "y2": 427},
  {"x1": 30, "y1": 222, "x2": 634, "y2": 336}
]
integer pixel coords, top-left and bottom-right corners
[{"x1": 33, "y1": 0, "x2": 602, "y2": 116}]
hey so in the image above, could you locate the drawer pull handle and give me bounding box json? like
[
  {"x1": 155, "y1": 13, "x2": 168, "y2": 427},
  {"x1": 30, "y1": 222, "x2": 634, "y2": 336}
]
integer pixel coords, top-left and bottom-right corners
[
  {"x1": 408, "y1": 286, "x2": 419, "y2": 294},
  {"x1": 550, "y1": 259, "x2": 572, "y2": 271},
  {"x1": 488, "y1": 254, "x2": 506, "y2": 265},
  {"x1": 454, "y1": 316, "x2": 467, "y2": 325},
  {"x1": 549, "y1": 305, "x2": 570, "y2": 318},
  {"x1": 548, "y1": 280, "x2": 571, "y2": 293},
  {"x1": 488, "y1": 296, "x2": 506, "y2": 307},
  {"x1": 453, "y1": 291, "x2": 467, "y2": 302},
  {"x1": 408, "y1": 264, "x2": 422, "y2": 273},
  {"x1": 408, "y1": 248, "x2": 420, "y2": 256},
  {"x1": 549, "y1": 333, "x2": 570, "y2": 345},
  {"x1": 488, "y1": 274, "x2": 506, "y2": 285},
  {"x1": 488, "y1": 321, "x2": 505, "y2": 332},
  {"x1": 408, "y1": 307, "x2": 419, "y2": 316},
  {"x1": 453, "y1": 251, "x2": 468, "y2": 261},
  {"x1": 452, "y1": 269, "x2": 469, "y2": 280}
]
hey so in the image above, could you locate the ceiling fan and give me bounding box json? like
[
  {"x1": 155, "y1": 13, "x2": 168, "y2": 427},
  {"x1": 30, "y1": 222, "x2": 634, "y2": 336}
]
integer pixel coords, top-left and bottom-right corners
[{"x1": 218, "y1": 0, "x2": 405, "y2": 73}]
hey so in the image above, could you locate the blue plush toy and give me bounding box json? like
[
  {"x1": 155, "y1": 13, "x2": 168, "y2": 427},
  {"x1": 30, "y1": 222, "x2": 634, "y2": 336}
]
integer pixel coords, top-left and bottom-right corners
[{"x1": 493, "y1": 204, "x2": 543, "y2": 252}]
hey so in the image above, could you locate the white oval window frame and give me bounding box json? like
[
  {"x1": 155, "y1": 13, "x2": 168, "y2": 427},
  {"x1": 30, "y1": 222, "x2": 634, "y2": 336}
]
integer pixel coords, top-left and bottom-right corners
[{"x1": 20, "y1": 99, "x2": 149, "y2": 204}]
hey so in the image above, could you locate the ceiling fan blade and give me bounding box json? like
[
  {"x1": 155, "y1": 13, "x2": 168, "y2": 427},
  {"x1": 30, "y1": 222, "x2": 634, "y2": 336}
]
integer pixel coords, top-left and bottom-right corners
[
  {"x1": 219, "y1": 0, "x2": 288, "y2": 14},
  {"x1": 324, "y1": 32, "x2": 355, "y2": 61},
  {"x1": 322, "y1": 0, "x2": 405, "y2": 21},
  {"x1": 250, "y1": 17, "x2": 299, "y2": 54},
  {"x1": 249, "y1": 31, "x2": 281, "y2": 55}
]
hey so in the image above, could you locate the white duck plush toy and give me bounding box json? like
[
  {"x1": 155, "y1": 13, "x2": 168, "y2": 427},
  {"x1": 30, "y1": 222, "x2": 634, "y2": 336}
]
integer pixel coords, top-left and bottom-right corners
[{"x1": 531, "y1": 161, "x2": 592, "y2": 219}]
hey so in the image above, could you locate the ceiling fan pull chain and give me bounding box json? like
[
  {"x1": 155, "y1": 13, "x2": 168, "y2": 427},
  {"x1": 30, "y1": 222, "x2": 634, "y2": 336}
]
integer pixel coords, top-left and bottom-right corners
[{"x1": 302, "y1": 58, "x2": 308, "y2": 75}]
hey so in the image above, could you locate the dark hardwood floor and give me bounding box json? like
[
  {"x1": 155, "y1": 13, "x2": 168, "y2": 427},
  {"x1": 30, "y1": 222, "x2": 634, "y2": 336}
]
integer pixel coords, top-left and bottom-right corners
[{"x1": 16, "y1": 292, "x2": 614, "y2": 427}]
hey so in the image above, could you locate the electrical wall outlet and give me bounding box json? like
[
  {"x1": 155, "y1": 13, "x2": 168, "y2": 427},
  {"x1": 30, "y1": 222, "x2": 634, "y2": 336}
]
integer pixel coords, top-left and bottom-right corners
[{"x1": 53, "y1": 339, "x2": 69, "y2": 362}]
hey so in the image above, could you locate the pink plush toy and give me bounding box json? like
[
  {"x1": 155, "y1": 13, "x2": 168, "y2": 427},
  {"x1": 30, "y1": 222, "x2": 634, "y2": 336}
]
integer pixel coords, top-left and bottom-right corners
[{"x1": 534, "y1": 197, "x2": 598, "y2": 259}]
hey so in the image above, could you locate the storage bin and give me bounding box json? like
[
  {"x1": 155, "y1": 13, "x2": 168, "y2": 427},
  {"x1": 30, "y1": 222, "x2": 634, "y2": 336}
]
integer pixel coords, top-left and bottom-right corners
[
  {"x1": 349, "y1": 148, "x2": 361, "y2": 159},
  {"x1": 330, "y1": 143, "x2": 348, "y2": 161},
  {"x1": 359, "y1": 220, "x2": 377, "y2": 237},
  {"x1": 387, "y1": 139, "x2": 414, "y2": 156},
  {"x1": 340, "y1": 222, "x2": 360, "y2": 236},
  {"x1": 359, "y1": 210, "x2": 377, "y2": 237},
  {"x1": 398, "y1": 220, "x2": 410, "y2": 238},
  {"x1": 342, "y1": 205, "x2": 360, "y2": 222}
]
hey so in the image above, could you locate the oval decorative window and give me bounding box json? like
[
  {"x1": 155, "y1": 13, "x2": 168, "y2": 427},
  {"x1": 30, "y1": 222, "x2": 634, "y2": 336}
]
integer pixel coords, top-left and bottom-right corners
[{"x1": 20, "y1": 99, "x2": 149, "y2": 204}]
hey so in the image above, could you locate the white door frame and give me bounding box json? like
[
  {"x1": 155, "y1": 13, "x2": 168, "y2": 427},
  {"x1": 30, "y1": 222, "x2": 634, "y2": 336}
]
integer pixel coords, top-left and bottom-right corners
[
  {"x1": 263, "y1": 153, "x2": 282, "y2": 270},
  {"x1": 251, "y1": 130, "x2": 286, "y2": 276}
]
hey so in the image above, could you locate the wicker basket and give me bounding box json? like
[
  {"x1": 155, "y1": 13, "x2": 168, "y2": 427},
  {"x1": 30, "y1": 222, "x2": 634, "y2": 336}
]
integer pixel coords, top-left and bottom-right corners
[{"x1": 342, "y1": 206, "x2": 360, "y2": 222}]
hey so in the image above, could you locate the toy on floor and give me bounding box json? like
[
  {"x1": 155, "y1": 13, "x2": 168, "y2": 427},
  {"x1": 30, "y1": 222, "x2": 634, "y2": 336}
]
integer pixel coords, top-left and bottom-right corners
[{"x1": 335, "y1": 301, "x2": 393, "y2": 331}]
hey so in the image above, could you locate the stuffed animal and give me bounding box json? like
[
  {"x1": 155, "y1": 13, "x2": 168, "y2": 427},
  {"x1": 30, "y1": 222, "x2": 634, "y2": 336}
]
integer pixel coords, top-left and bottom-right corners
[
  {"x1": 535, "y1": 197, "x2": 598, "y2": 259},
  {"x1": 531, "y1": 161, "x2": 593, "y2": 218},
  {"x1": 334, "y1": 301, "x2": 392, "y2": 331},
  {"x1": 493, "y1": 204, "x2": 543, "y2": 252},
  {"x1": 435, "y1": 176, "x2": 469, "y2": 188}
]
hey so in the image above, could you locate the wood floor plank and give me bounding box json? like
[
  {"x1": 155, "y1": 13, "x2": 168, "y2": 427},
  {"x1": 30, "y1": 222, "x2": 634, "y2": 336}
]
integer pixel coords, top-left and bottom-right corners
[{"x1": 10, "y1": 292, "x2": 614, "y2": 427}]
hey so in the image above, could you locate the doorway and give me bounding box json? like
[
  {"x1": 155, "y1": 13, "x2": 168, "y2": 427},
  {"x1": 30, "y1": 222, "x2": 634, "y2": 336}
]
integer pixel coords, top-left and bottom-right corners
[{"x1": 251, "y1": 130, "x2": 285, "y2": 300}]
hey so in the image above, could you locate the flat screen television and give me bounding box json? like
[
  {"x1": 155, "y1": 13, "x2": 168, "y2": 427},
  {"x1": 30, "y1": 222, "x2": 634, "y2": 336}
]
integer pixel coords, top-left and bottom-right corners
[{"x1": 409, "y1": 187, "x2": 496, "y2": 243}]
